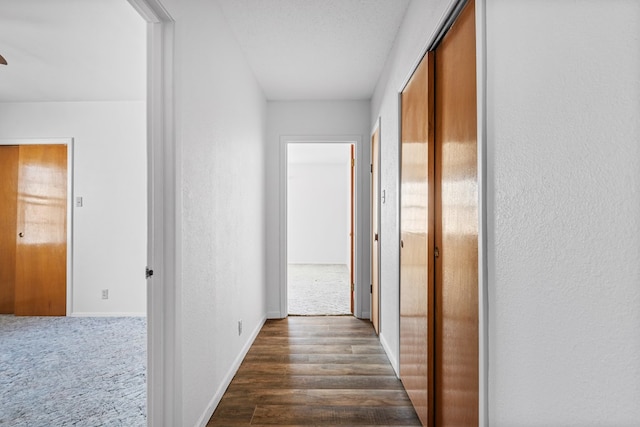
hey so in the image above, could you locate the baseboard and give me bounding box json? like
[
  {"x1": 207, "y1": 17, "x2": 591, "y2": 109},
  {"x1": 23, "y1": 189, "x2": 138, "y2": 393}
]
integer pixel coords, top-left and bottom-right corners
[
  {"x1": 267, "y1": 310, "x2": 283, "y2": 319},
  {"x1": 379, "y1": 332, "x2": 400, "y2": 378},
  {"x1": 196, "y1": 314, "x2": 267, "y2": 427},
  {"x1": 70, "y1": 312, "x2": 146, "y2": 317}
]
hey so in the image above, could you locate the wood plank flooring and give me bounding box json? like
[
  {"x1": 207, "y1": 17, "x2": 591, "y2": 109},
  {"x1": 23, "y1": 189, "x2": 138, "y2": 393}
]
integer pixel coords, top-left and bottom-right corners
[{"x1": 207, "y1": 316, "x2": 420, "y2": 426}]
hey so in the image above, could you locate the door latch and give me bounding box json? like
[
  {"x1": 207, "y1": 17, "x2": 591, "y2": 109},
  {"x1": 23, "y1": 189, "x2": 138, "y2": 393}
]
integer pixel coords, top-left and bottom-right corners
[{"x1": 145, "y1": 267, "x2": 154, "y2": 279}]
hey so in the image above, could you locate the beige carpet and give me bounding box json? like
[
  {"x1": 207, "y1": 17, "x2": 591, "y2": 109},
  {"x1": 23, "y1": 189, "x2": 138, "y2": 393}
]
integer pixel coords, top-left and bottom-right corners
[{"x1": 287, "y1": 264, "x2": 351, "y2": 315}]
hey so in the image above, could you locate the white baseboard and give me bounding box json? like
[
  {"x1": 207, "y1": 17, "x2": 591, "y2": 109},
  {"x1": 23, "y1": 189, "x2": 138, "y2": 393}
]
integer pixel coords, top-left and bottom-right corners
[
  {"x1": 379, "y1": 332, "x2": 400, "y2": 378},
  {"x1": 70, "y1": 312, "x2": 146, "y2": 317},
  {"x1": 196, "y1": 314, "x2": 267, "y2": 427}
]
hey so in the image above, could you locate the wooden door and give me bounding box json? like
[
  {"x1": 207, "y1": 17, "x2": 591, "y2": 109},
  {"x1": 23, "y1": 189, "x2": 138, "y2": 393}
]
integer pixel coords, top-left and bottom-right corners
[
  {"x1": 350, "y1": 144, "x2": 355, "y2": 314},
  {"x1": 14, "y1": 144, "x2": 68, "y2": 316},
  {"x1": 434, "y1": 0, "x2": 478, "y2": 424},
  {"x1": 371, "y1": 125, "x2": 380, "y2": 334},
  {"x1": 399, "y1": 51, "x2": 436, "y2": 425},
  {"x1": 0, "y1": 145, "x2": 19, "y2": 314}
]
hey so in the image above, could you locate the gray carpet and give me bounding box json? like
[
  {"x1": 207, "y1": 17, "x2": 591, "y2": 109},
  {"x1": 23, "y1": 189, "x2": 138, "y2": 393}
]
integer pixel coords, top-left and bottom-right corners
[
  {"x1": 288, "y1": 264, "x2": 351, "y2": 315},
  {"x1": 0, "y1": 316, "x2": 146, "y2": 427}
]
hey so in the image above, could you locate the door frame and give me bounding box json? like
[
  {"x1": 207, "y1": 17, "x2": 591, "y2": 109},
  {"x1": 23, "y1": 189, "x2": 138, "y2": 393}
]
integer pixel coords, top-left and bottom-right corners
[
  {"x1": 279, "y1": 135, "x2": 365, "y2": 319},
  {"x1": 0, "y1": 138, "x2": 74, "y2": 315},
  {"x1": 396, "y1": 0, "x2": 488, "y2": 423},
  {"x1": 371, "y1": 118, "x2": 381, "y2": 334},
  {"x1": 126, "y1": 0, "x2": 178, "y2": 425}
]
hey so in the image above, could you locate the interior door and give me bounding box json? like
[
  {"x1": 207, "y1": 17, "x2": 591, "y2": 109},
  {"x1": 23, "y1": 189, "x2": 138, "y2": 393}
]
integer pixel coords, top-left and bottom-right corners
[
  {"x1": 434, "y1": 0, "x2": 478, "y2": 424},
  {"x1": 14, "y1": 144, "x2": 68, "y2": 316},
  {"x1": 371, "y1": 125, "x2": 380, "y2": 334},
  {"x1": 399, "y1": 51, "x2": 436, "y2": 425},
  {"x1": 0, "y1": 145, "x2": 19, "y2": 314}
]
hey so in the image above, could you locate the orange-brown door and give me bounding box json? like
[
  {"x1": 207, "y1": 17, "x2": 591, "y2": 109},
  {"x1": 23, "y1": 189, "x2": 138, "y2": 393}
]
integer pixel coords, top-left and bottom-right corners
[
  {"x1": 399, "y1": 50, "x2": 436, "y2": 425},
  {"x1": 371, "y1": 125, "x2": 380, "y2": 334},
  {"x1": 14, "y1": 144, "x2": 67, "y2": 316},
  {"x1": 0, "y1": 145, "x2": 19, "y2": 314},
  {"x1": 434, "y1": 0, "x2": 478, "y2": 424}
]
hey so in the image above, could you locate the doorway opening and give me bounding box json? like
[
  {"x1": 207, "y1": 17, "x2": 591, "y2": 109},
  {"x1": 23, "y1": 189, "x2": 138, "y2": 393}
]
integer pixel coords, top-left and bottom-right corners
[{"x1": 284, "y1": 142, "x2": 356, "y2": 316}]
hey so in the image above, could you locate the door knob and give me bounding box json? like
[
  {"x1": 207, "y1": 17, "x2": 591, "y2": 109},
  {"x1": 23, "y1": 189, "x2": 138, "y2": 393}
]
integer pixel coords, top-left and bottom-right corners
[{"x1": 18, "y1": 232, "x2": 24, "y2": 238}]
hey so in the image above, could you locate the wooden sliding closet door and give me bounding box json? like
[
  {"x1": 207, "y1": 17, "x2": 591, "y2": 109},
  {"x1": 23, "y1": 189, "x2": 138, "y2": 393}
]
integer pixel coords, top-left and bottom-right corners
[
  {"x1": 14, "y1": 144, "x2": 67, "y2": 316},
  {"x1": 0, "y1": 146, "x2": 19, "y2": 314},
  {"x1": 399, "y1": 51, "x2": 435, "y2": 426},
  {"x1": 434, "y1": 0, "x2": 478, "y2": 425}
]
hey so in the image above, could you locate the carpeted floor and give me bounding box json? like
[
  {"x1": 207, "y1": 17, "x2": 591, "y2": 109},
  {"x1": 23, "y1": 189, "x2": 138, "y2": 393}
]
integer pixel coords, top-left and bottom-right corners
[
  {"x1": 288, "y1": 264, "x2": 351, "y2": 315},
  {"x1": 0, "y1": 316, "x2": 146, "y2": 427}
]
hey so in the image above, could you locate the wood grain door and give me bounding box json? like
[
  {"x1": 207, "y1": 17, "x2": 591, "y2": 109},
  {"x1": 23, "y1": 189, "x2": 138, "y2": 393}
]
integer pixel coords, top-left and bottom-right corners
[
  {"x1": 434, "y1": 0, "x2": 478, "y2": 424},
  {"x1": 0, "y1": 145, "x2": 19, "y2": 314},
  {"x1": 371, "y1": 125, "x2": 380, "y2": 334},
  {"x1": 14, "y1": 144, "x2": 67, "y2": 316},
  {"x1": 399, "y1": 50, "x2": 436, "y2": 426}
]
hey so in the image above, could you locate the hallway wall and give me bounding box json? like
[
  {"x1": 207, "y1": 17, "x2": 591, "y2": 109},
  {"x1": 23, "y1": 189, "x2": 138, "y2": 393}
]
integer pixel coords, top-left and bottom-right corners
[
  {"x1": 0, "y1": 101, "x2": 147, "y2": 316},
  {"x1": 266, "y1": 100, "x2": 371, "y2": 319},
  {"x1": 159, "y1": 1, "x2": 268, "y2": 425},
  {"x1": 486, "y1": 1, "x2": 640, "y2": 424}
]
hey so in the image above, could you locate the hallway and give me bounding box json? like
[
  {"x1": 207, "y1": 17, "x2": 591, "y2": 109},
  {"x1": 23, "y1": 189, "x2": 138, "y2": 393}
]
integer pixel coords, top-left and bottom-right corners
[{"x1": 207, "y1": 316, "x2": 420, "y2": 426}]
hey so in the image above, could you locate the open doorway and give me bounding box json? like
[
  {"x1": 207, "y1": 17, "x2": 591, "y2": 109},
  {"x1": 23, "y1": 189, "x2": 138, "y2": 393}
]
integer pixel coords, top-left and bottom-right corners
[{"x1": 286, "y1": 143, "x2": 354, "y2": 316}]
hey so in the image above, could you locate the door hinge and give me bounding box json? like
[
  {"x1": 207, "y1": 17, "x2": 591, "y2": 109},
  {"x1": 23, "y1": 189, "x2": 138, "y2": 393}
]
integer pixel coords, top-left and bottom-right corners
[
  {"x1": 370, "y1": 284, "x2": 373, "y2": 294},
  {"x1": 351, "y1": 282, "x2": 354, "y2": 292},
  {"x1": 370, "y1": 163, "x2": 373, "y2": 173},
  {"x1": 145, "y1": 267, "x2": 154, "y2": 279},
  {"x1": 434, "y1": 247, "x2": 440, "y2": 258},
  {"x1": 351, "y1": 158, "x2": 355, "y2": 167}
]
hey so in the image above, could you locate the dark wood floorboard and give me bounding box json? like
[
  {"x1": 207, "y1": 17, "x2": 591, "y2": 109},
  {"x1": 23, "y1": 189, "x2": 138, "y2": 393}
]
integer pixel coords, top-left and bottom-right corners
[{"x1": 207, "y1": 316, "x2": 420, "y2": 426}]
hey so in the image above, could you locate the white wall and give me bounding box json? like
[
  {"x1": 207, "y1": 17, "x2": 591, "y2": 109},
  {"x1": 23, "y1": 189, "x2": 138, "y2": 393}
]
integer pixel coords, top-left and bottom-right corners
[
  {"x1": 266, "y1": 100, "x2": 371, "y2": 318},
  {"x1": 159, "y1": 1, "x2": 268, "y2": 425},
  {"x1": 370, "y1": 0, "x2": 456, "y2": 372},
  {"x1": 486, "y1": 1, "x2": 640, "y2": 425},
  {"x1": 288, "y1": 144, "x2": 351, "y2": 265},
  {"x1": 0, "y1": 101, "x2": 147, "y2": 316}
]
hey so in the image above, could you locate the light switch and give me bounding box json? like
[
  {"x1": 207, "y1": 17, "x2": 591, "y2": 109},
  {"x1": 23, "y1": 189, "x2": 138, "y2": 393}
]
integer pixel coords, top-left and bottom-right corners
[{"x1": 76, "y1": 196, "x2": 83, "y2": 207}]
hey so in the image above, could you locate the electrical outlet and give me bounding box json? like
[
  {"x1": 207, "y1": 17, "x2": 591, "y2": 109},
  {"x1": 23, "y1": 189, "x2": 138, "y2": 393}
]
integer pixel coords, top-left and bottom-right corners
[
  {"x1": 238, "y1": 320, "x2": 243, "y2": 336},
  {"x1": 101, "y1": 289, "x2": 109, "y2": 300}
]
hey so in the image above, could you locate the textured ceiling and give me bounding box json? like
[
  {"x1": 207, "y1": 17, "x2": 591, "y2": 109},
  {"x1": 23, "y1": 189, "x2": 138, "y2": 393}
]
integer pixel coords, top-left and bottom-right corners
[
  {"x1": 0, "y1": 0, "x2": 410, "y2": 103},
  {"x1": 0, "y1": 0, "x2": 146, "y2": 102},
  {"x1": 217, "y1": 0, "x2": 410, "y2": 100}
]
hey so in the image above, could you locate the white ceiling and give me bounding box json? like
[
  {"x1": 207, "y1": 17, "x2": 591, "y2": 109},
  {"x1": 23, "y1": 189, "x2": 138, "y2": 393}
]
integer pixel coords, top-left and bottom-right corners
[
  {"x1": 0, "y1": 0, "x2": 146, "y2": 102},
  {"x1": 217, "y1": 0, "x2": 410, "y2": 100},
  {"x1": 0, "y1": 0, "x2": 410, "y2": 103}
]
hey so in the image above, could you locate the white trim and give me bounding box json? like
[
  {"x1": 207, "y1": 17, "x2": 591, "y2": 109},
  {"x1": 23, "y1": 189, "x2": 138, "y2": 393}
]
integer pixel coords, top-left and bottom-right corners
[
  {"x1": 70, "y1": 312, "x2": 146, "y2": 317},
  {"x1": 195, "y1": 315, "x2": 267, "y2": 427},
  {"x1": 371, "y1": 118, "x2": 382, "y2": 333},
  {"x1": 128, "y1": 1, "x2": 178, "y2": 426},
  {"x1": 0, "y1": 137, "x2": 74, "y2": 316},
  {"x1": 279, "y1": 135, "x2": 365, "y2": 319},
  {"x1": 379, "y1": 332, "x2": 399, "y2": 378},
  {"x1": 476, "y1": 0, "x2": 489, "y2": 425}
]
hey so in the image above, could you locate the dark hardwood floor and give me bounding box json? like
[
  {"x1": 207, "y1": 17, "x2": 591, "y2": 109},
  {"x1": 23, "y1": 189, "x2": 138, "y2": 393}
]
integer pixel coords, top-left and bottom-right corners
[{"x1": 207, "y1": 316, "x2": 421, "y2": 426}]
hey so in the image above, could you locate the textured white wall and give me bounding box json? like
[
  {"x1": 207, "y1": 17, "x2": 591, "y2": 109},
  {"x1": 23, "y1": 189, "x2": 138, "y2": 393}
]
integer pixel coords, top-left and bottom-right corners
[
  {"x1": 370, "y1": 0, "x2": 456, "y2": 372},
  {"x1": 288, "y1": 147, "x2": 351, "y2": 265},
  {"x1": 266, "y1": 100, "x2": 371, "y2": 318},
  {"x1": 159, "y1": 1, "x2": 268, "y2": 425},
  {"x1": 486, "y1": 1, "x2": 640, "y2": 425},
  {"x1": 0, "y1": 101, "x2": 147, "y2": 316}
]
